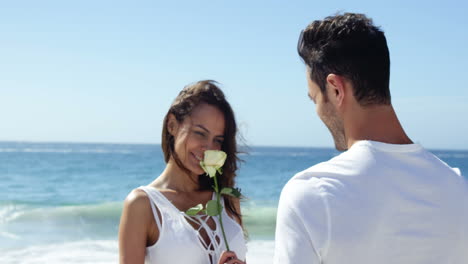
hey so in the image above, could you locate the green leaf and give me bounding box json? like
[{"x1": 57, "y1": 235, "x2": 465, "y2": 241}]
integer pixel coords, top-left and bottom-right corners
[
  {"x1": 231, "y1": 187, "x2": 242, "y2": 198},
  {"x1": 185, "y1": 204, "x2": 204, "y2": 216},
  {"x1": 206, "y1": 200, "x2": 222, "y2": 216},
  {"x1": 220, "y1": 187, "x2": 242, "y2": 198},
  {"x1": 216, "y1": 167, "x2": 223, "y2": 175},
  {"x1": 220, "y1": 187, "x2": 232, "y2": 195}
]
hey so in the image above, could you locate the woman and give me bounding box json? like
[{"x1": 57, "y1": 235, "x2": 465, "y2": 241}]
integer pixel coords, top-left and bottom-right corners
[{"x1": 118, "y1": 80, "x2": 246, "y2": 264}]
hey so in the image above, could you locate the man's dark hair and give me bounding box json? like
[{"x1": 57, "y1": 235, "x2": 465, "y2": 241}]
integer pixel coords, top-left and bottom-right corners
[{"x1": 298, "y1": 13, "x2": 391, "y2": 105}]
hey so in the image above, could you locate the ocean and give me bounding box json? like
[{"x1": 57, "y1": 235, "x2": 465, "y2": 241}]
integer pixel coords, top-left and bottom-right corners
[{"x1": 1, "y1": 141, "x2": 467, "y2": 263}]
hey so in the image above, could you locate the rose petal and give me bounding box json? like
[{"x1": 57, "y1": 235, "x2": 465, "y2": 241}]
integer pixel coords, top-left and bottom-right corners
[
  {"x1": 203, "y1": 150, "x2": 227, "y2": 168},
  {"x1": 205, "y1": 166, "x2": 217, "y2": 178}
]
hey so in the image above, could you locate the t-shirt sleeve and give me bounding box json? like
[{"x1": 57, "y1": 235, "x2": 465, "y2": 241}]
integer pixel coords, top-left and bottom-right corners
[{"x1": 273, "y1": 176, "x2": 330, "y2": 264}]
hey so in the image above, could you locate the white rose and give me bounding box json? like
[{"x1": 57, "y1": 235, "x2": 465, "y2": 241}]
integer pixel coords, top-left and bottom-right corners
[{"x1": 200, "y1": 150, "x2": 227, "y2": 177}]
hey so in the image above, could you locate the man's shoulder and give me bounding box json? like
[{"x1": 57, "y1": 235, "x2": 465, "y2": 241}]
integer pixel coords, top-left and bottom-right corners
[
  {"x1": 288, "y1": 153, "x2": 352, "y2": 185},
  {"x1": 288, "y1": 162, "x2": 332, "y2": 187},
  {"x1": 281, "y1": 160, "x2": 343, "y2": 201},
  {"x1": 278, "y1": 162, "x2": 334, "y2": 237},
  {"x1": 280, "y1": 149, "x2": 363, "y2": 205}
]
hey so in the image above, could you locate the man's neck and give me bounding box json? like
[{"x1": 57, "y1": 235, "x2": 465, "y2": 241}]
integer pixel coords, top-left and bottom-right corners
[{"x1": 344, "y1": 104, "x2": 412, "y2": 149}]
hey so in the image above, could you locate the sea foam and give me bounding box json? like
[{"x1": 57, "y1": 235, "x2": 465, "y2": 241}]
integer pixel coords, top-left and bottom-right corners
[{"x1": 0, "y1": 239, "x2": 275, "y2": 264}]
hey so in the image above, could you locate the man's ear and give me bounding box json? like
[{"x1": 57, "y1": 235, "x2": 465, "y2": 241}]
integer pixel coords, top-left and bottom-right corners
[
  {"x1": 167, "y1": 114, "x2": 179, "y2": 136},
  {"x1": 326, "y1": 74, "x2": 346, "y2": 107}
]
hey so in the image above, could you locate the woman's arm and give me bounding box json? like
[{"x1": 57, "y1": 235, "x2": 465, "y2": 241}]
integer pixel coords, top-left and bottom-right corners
[{"x1": 118, "y1": 189, "x2": 157, "y2": 264}]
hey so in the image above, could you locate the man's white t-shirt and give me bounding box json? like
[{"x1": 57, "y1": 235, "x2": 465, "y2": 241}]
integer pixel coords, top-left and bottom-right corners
[{"x1": 274, "y1": 140, "x2": 468, "y2": 264}]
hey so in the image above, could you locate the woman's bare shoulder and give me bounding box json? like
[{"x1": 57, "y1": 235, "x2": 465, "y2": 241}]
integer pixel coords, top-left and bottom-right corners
[{"x1": 123, "y1": 188, "x2": 152, "y2": 217}]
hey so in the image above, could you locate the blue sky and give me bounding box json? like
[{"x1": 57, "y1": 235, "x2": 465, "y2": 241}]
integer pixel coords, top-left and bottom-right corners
[{"x1": 1, "y1": 0, "x2": 467, "y2": 150}]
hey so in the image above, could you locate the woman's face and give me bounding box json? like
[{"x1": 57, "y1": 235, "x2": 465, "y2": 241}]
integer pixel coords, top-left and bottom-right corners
[{"x1": 170, "y1": 103, "x2": 226, "y2": 175}]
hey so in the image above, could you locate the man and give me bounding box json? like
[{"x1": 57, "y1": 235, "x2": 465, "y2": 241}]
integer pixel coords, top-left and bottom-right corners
[{"x1": 273, "y1": 13, "x2": 468, "y2": 264}]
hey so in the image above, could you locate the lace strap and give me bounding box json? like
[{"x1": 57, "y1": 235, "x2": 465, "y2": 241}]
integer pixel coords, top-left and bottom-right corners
[
  {"x1": 185, "y1": 214, "x2": 223, "y2": 262},
  {"x1": 137, "y1": 186, "x2": 163, "y2": 231}
]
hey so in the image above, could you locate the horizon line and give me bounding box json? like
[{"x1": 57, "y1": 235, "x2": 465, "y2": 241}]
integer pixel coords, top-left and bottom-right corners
[
  {"x1": 0, "y1": 139, "x2": 466, "y2": 152},
  {"x1": 0, "y1": 139, "x2": 335, "y2": 150}
]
